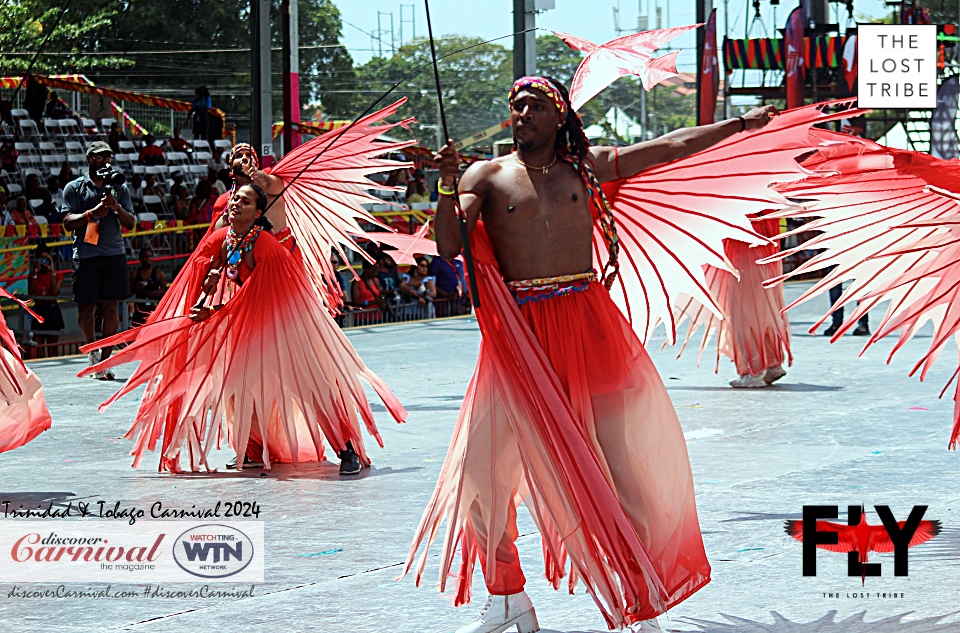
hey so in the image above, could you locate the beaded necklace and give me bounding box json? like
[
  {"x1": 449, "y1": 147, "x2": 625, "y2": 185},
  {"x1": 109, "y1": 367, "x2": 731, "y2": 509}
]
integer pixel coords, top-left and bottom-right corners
[{"x1": 225, "y1": 225, "x2": 262, "y2": 280}]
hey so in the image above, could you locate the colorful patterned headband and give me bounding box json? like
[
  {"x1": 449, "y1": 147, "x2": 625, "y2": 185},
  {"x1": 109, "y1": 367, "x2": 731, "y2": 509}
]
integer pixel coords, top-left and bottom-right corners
[
  {"x1": 228, "y1": 143, "x2": 259, "y2": 169},
  {"x1": 508, "y1": 76, "x2": 568, "y2": 120}
]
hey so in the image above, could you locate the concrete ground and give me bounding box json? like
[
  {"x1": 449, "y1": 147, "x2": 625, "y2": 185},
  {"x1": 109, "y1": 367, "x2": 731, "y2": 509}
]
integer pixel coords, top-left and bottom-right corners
[{"x1": 2, "y1": 281, "x2": 960, "y2": 632}]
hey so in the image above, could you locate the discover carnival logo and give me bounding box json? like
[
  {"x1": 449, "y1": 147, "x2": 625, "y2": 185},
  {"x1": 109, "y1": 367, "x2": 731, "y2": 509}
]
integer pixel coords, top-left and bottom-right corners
[
  {"x1": 0, "y1": 521, "x2": 263, "y2": 582},
  {"x1": 173, "y1": 524, "x2": 254, "y2": 579}
]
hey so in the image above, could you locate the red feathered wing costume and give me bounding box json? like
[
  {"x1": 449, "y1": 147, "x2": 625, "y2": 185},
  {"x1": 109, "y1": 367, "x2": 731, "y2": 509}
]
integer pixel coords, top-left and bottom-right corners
[
  {"x1": 81, "y1": 229, "x2": 406, "y2": 471},
  {"x1": 763, "y1": 132, "x2": 960, "y2": 446},
  {"x1": 80, "y1": 101, "x2": 414, "y2": 471},
  {"x1": 0, "y1": 287, "x2": 51, "y2": 454},
  {"x1": 403, "y1": 103, "x2": 862, "y2": 628}
]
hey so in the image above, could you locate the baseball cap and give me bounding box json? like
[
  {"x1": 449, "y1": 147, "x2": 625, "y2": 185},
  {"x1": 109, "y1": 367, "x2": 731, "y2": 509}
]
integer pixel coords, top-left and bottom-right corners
[{"x1": 86, "y1": 141, "x2": 113, "y2": 156}]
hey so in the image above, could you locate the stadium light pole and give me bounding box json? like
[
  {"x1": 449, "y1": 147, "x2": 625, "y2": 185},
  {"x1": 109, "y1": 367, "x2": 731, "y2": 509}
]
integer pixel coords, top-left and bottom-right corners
[
  {"x1": 251, "y1": 0, "x2": 272, "y2": 160},
  {"x1": 282, "y1": 0, "x2": 302, "y2": 155}
]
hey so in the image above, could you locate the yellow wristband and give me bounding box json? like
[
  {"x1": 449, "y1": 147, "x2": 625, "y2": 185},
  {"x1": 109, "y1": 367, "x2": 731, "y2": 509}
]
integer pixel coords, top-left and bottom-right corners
[{"x1": 437, "y1": 182, "x2": 456, "y2": 197}]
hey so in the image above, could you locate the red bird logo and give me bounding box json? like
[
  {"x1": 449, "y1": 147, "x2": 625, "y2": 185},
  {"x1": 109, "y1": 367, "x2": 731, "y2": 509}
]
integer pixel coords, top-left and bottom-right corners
[{"x1": 785, "y1": 511, "x2": 941, "y2": 585}]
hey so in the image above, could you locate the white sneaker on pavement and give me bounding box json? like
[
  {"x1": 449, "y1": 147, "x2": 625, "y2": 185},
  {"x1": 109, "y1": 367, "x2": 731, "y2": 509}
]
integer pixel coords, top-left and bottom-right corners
[
  {"x1": 88, "y1": 350, "x2": 103, "y2": 380},
  {"x1": 630, "y1": 618, "x2": 662, "y2": 631},
  {"x1": 763, "y1": 365, "x2": 786, "y2": 385},
  {"x1": 455, "y1": 591, "x2": 539, "y2": 633},
  {"x1": 729, "y1": 373, "x2": 767, "y2": 388}
]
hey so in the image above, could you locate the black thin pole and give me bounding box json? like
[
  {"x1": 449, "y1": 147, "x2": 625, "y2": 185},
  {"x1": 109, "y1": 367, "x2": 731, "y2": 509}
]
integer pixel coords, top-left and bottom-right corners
[
  {"x1": 424, "y1": 0, "x2": 481, "y2": 308},
  {"x1": 11, "y1": 0, "x2": 74, "y2": 107}
]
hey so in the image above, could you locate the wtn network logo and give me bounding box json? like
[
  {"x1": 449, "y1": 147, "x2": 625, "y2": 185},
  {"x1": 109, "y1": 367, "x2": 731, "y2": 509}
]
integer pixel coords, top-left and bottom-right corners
[
  {"x1": 785, "y1": 505, "x2": 940, "y2": 585},
  {"x1": 173, "y1": 524, "x2": 255, "y2": 579}
]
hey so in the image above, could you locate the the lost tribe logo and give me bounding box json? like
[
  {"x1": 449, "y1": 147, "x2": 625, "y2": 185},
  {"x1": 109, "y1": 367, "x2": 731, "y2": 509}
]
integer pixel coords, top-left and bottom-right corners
[
  {"x1": 785, "y1": 505, "x2": 941, "y2": 584},
  {"x1": 172, "y1": 524, "x2": 254, "y2": 579}
]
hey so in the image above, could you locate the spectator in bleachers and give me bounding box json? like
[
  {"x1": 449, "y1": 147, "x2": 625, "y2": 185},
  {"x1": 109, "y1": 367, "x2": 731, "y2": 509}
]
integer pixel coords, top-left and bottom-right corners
[
  {"x1": 10, "y1": 196, "x2": 37, "y2": 225},
  {"x1": 143, "y1": 174, "x2": 165, "y2": 198},
  {"x1": 61, "y1": 141, "x2": 136, "y2": 379},
  {"x1": 171, "y1": 186, "x2": 190, "y2": 221},
  {"x1": 377, "y1": 252, "x2": 414, "y2": 306},
  {"x1": 386, "y1": 167, "x2": 410, "y2": 187},
  {"x1": 206, "y1": 168, "x2": 227, "y2": 195},
  {"x1": 23, "y1": 174, "x2": 47, "y2": 202},
  {"x1": 138, "y1": 134, "x2": 165, "y2": 166},
  {"x1": 47, "y1": 176, "x2": 63, "y2": 201},
  {"x1": 190, "y1": 86, "x2": 213, "y2": 141},
  {"x1": 107, "y1": 122, "x2": 127, "y2": 154},
  {"x1": 129, "y1": 174, "x2": 144, "y2": 212},
  {"x1": 58, "y1": 163, "x2": 75, "y2": 186},
  {"x1": 170, "y1": 170, "x2": 186, "y2": 199},
  {"x1": 186, "y1": 180, "x2": 215, "y2": 245},
  {"x1": 43, "y1": 91, "x2": 72, "y2": 119},
  {"x1": 330, "y1": 253, "x2": 350, "y2": 297},
  {"x1": 351, "y1": 259, "x2": 383, "y2": 309},
  {"x1": 0, "y1": 140, "x2": 17, "y2": 172},
  {"x1": 429, "y1": 254, "x2": 464, "y2": 302},
  {"x1": 128, "y1": 246, "x2": 167, "y2": 327},
  {"x1": 35, "y1": 189, "x2": 57, "y2": 223},
  {"x1": 406, "y1": 181, "x2": 429, "y2": 205},
  {"x1": 405, "y1": 256, "x2": 437, "y2": 311},
  {"x1": 208, "y1": 148, "x2": 227, "y2": 173},
  {"x1": 27, "y1": 247, "x2": 64, "y2": 355},
  {"x1": 168, "y1": 128, "x2": 190, "y2": 153}
]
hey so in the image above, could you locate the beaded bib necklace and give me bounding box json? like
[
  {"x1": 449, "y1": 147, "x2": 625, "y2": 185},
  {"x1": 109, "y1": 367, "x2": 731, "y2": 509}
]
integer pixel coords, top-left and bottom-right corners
[{"x1": 225, "y1": 225, "x2": 262, "y2": 280}]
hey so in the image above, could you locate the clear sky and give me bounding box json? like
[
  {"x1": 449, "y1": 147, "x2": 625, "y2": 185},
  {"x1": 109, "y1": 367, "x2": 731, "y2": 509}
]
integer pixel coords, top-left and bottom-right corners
[{"x1": 334, "y1": 0, "x2": 894, "y2": 71}]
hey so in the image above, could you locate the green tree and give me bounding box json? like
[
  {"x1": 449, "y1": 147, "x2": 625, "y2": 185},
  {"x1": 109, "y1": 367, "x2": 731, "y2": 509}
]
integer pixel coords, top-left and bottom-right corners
[
  {"x1": 0, "y1": 0, "x2": 130, "y2": 75},
  {"x1": 350, "y1": 35, "x2": 512, "y2": 146}
]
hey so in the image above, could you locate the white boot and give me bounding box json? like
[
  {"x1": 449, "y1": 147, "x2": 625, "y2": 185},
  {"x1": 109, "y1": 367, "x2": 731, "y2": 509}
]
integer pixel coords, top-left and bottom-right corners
[
  {"x1": 455, "y1": 591, "x2": 540, "y2": 633},
  {"x1": 630, "y1": 618, "x2": 662, "y2": 632}
]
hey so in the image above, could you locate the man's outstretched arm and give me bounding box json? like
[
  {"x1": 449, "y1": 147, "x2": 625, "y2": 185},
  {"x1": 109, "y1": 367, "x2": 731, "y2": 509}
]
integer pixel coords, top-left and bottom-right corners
[{"x1": 590, "y1": 105, "x2": 778, "y2": 183}]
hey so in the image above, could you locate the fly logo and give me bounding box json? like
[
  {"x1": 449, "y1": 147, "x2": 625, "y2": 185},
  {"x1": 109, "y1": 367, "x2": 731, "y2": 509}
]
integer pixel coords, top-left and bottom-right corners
[
  {"x1": 173, "y1": 524, "x2": 254, "y2": 578},
  {"x1": 785, "y1": 505, "x2": 941, "y2": 584}
]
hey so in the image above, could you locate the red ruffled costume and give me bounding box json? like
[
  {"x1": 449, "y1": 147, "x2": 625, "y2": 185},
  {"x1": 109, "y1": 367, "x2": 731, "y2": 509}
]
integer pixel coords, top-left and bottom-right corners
[
  {"x1": 81, "y1": 229, "x2": 406, "y2": 471},
  {"x1": 403, "y1": 224, "x2": 709, "y2": 628},
  {"x1": 0, "y1": 288, "x2": 51, "y2": 454},
  {"x1": 672, "y1": 217, "x2": 793, "y2": 376}
]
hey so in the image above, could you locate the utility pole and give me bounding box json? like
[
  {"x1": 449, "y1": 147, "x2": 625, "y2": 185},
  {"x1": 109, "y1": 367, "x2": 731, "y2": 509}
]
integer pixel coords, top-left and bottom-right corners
[
  {"x1": 696, "y1": 0, "x2": 713, "y2": 124},
  {"x1": 282, "y1": 0, "x2": 301, "y2": 155},
  {"x1": 251, "y1": 0, "x2": 272, "y2": 160}
]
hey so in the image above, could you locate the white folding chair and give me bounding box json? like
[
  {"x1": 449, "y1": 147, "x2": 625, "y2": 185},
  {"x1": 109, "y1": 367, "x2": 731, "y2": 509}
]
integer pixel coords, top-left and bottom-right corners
[
  {"x1": 67, "y1": 153, "x2": 86, "y2": 168},
  {"x1": 132, "y1": 164, "x2": 146, "y2": 175},
  {"x1": 20, "y1": 167, "x2": 43, "y2": 181},
  {"x1": 64, "y1": 141, "x2": 83, "y2": 154},
  {"x1": 145, "y1": 166, "x2": 163, "y2": 176},
  {"x1": 6, "y1": 183, "x2": 22, "y2": 197},
  {"x1": 192, "y1": 151, "x2": 212, "y2": 165},
  {"x1": 28, "y1": 199, "x2": 43, "y2": 211},
  {"x1": 18, "y1": 120, "x2": 40, "y2": 139},
  {"x1": 191, "y1": 139, "x2": 211, "y2": 153},
  {"x1": 43, "y1": 119, "x2": 61, "y2": 137},
  {"x1": 213, "y1": 139, "x2": 232, "y2": 151},
  {"x1": 10, "y1": 109, "x2": 29, "y2": 123},
  {"x1": 14, "y1": 142, "x2": 37, "y2": 156},
  {"x1": 80, "y1": 119, "x2": 99, "y2": 139},
  {"x1": 100, "y1": 118, "x2": 116, "y2": 130},
  {"x1": 59, "y1": 118, "x2": 82, "y2": 139},
  {"x1": 166, "y1": 151, "x2": 188, "y2": 166},
  {"x1": 118, "y1": 140, "x2": 136, "y2": 154},
  {"x1": 34, "y1": 215, "x2": 48, "y2": 225},
  {"x1": 38, "y1": 141, "x2": 57, "y2": 155}
]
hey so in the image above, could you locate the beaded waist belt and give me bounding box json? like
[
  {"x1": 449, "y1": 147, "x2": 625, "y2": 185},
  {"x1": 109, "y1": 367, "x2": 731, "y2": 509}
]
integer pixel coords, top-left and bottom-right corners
[{"x1": 506, "y1": 270, "x2": 596, "y2": 306}]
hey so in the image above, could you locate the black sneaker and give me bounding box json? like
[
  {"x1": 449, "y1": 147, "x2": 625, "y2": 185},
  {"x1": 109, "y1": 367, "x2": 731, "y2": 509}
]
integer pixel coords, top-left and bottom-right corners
[
  {"x1": 338, "y1": 441, "x2": 361, "y2": 476},
  {"x1": 852, "y1": 323, "x2": 870, "y2": 336},
  {"x1": 823, "y1": 323, "x2": 841, "y2": 336},
  {"x1": 225, "y1": 455, "x2": 265, "y2": 470}
]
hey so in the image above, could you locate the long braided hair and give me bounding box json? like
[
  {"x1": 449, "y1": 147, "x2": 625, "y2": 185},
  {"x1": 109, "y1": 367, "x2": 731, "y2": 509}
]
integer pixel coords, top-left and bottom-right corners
[{"x1": 540, "y1": 76, "x2": 620, "y2": 289}]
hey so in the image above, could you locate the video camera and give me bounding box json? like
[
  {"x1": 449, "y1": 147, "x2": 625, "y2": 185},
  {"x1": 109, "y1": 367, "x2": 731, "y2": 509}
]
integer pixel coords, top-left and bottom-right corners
[{"x1": 94, "y1": 165, "x2": 126, "y2": 198}]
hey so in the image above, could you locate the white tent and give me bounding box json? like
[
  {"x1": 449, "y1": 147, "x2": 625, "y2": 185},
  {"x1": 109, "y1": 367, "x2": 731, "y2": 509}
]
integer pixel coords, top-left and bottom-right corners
[{"x1": 583, "y1": 106, "x2": 644, "y2": 143}]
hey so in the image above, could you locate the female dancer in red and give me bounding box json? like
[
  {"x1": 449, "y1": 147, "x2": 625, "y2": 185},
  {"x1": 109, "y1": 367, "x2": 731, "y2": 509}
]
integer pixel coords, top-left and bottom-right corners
[{"x1": 80, "y1": 184, "x2": 406, "y2": 473}]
